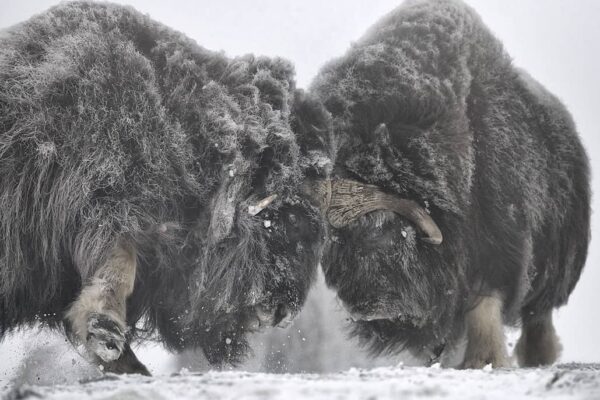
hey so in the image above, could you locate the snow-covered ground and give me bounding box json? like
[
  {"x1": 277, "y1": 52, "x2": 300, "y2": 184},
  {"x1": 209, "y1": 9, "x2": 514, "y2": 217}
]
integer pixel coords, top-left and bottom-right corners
[
  {"x1": 3, "y1": 364, "x2": 600, "y2": 400},
  {"x1": 1, "y1": 328, "x2": 598, "y2": 400},
  {"x1": 2, "y1": 279, "x2": 599, "y2": 399}
]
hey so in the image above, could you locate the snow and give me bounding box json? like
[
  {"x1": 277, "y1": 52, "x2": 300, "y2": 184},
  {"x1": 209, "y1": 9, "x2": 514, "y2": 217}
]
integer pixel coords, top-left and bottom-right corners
[
  {"x1": 0, "y1": 288, "x2": 593, "y2": 400},
  {"x1": 5, "y1": 277, "x2": 598, "y2": 399},
  {"x1": 1, "y1": 327, "x2": 598, "y2": 399},
  {"x1": 3, "y1": 364, "x2": 600, "y2": 400},
  {"x1": 2, "y1": 275, "x2": 597, "y2": 400}
]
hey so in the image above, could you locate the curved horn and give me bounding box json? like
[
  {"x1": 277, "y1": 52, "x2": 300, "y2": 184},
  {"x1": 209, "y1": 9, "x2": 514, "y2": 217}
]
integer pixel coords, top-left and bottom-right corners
[
  {"x1": 301, "y1": 178, "x2": 332, "y2": 213},
  {"x1": 248, "y1": 194, "x2": 278, "y2": 216},
  {"x1": 327, "y1": 179, "x2": 443, "y2": 245}
]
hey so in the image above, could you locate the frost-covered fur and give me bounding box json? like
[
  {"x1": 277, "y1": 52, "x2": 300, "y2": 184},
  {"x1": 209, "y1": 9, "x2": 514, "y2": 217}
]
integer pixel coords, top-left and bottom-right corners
[
  {"x1": 0, "y1": 1, "x2": 327, "y2": 367},
  {"x1": 312, "y1": 0, "x2": 590, "y2": 363}
]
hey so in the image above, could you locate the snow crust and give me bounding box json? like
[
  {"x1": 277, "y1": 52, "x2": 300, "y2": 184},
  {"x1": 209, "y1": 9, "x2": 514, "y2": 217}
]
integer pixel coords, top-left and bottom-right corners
[{"x1": 3, "y1": 364, "x2": 600, "y2": 400}]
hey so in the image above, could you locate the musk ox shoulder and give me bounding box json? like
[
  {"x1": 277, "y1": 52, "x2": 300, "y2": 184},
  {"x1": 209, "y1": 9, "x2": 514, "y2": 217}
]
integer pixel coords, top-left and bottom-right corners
[
  {"x1": 0, "y1": 1, "x2": 328, "y2": 374},
  {"x1": 308, "y1": 0, "x2": 590, "y2": 368}
]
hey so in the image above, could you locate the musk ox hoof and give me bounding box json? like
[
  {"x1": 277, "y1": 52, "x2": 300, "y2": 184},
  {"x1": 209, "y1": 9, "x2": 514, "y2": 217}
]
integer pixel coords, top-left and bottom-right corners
[
  {"x1": 86, "y1": 313, "x2": 126, "y2": 363},
  {"x1": 100, "y1": 343, "x2": 151, "y2": 376},
  {"x1": 460, "y1": 350, "x2": 511, "y2": 369},
  {"x1": 460, "y1": 356, "x2": 511, "y2": 369}
]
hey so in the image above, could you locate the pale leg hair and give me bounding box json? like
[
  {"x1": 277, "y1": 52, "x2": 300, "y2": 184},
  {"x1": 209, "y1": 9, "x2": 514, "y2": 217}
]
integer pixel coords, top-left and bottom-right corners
[
  {"x1": 66, "y1": 240, "x2": 137, "y2": 363},
  {"x1": 515, "y1": 311, "x2": 561, "y2": 367},
  {"x1": 461, "y1": 293, "x2": 510, "y2": 369}
]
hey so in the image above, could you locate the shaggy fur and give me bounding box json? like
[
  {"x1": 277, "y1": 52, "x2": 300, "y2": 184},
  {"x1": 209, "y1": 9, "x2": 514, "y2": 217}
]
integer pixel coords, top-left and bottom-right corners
[
  {"x1": 312, "y1": 0, "x2": 590, "y2": 363},
  {"x1": 0, "y1": 1, "x2": 327, "y2": 367}
]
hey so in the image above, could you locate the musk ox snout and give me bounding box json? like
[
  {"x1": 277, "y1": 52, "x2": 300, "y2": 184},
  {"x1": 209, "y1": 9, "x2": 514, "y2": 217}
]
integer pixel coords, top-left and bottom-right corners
[
  {"x1": 249, "y1": 303, "x2": 293, "y2": 329},
  {"x1": 341, "y1": 300, "x2": 401, "y2": 322},
  {"x1": 339, "y1": 289, "x2": 430, "y2": 326},
  {"x1": 323, "y1": 210, "x2": 456, "y2": 327},
  {"x1": 192, "y1": 195, "x2": 324, "y2": 329}
]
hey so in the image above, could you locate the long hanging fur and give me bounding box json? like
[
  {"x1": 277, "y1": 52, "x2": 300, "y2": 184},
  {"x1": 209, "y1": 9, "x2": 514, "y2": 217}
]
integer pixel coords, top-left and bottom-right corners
[
  {"x1": 0, "y1": 1, "x2": 328, "y2": 365},
  {"x1": 311, "y1": 0, "x2": 590, "y2": 358}
]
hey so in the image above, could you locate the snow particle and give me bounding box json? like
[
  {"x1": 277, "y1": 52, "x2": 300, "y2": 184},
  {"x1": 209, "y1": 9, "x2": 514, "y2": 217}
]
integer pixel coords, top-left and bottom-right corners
[
  {"x1": 264, "y1": 220, "x2": 272, "y2": 228},
  {"x1": 225, "y1": 338, "x2": 232, "y2": 345},
  {"x1": 401, "y1": 230, "x2": 408, "y2": 238},
  {"x1": 37, "y1": 142, "x2": 57, "y2": 158}
]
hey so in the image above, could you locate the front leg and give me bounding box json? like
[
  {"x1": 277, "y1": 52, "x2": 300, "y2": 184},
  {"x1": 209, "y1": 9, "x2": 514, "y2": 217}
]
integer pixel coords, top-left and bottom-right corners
[
  {"x1": 66, "y1": 239, "x2": 149, "y2": 375},
  {"x1": 461, "y1": 293, "x2": 510, "y2": 369}
]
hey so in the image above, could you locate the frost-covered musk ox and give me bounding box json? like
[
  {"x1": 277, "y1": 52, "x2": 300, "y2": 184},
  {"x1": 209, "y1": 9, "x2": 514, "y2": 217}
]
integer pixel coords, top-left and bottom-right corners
[
  {"x1": 307, "y1": 0, "x2": 590, "y2": 368},
  {"x1": 0, "y1": 2, "x2": 327, "y2": 374}
]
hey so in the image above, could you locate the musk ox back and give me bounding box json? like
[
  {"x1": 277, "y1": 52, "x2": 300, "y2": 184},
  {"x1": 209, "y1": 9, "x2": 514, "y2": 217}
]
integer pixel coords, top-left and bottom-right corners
[
  {"x1": 0, "y1": 2, "x2": 327, "y2": 373},
  {"x1": 307, "y1": 0, "x2": 590, "y2": 367}
]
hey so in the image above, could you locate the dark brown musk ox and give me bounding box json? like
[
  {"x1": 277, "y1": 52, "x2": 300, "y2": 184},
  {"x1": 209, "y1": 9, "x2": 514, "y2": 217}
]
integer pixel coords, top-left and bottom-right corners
[
  {"x1": 302, "y1": 0, "x2": 590, "y2": 368},
  {"x1": 0, "y1": 2, "x2": 328, "y2": 374}
]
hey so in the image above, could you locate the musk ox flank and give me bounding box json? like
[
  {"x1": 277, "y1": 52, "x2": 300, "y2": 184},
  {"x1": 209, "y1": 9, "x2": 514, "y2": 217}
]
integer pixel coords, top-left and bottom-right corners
[
  {"x1": 0, "y1": 2, "x2": 328, "y2": 374},
  {"x1": 305, "y1": 0, "x2": 590, "y2": 368}
]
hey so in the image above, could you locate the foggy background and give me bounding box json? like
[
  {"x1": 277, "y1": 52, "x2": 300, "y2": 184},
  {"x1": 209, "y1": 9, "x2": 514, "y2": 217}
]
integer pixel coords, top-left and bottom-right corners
[{"x1": 0, "y1": 0, "x2": 598, "y2": 377}]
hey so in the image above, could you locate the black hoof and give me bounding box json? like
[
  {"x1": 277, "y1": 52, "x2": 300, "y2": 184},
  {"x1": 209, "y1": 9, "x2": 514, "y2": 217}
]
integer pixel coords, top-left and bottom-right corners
[{"x1": 101, "y1": 342, "x2": 151, "y2": 376}]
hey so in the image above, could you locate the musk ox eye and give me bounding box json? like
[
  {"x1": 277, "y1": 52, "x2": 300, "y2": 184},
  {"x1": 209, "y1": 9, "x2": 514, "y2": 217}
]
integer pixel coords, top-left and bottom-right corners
[{"x1": 365, "y1": 225, "x2": 384, "y2": 238}]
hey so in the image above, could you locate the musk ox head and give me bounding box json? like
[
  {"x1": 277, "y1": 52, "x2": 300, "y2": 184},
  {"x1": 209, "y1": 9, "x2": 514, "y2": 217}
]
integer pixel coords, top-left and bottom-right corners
[
  {"x1": 145, "y1": 56, "x2": 330, "y2": 364},
  {"x1": 303, "y1": 167, "x2": 465, "y2": 357}
]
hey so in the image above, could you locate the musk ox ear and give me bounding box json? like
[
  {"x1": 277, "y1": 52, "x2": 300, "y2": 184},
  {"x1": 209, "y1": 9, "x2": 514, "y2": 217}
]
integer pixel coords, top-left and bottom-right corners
[{"x1": 303, "y1": 178, "x2": 443, "y2": 245}]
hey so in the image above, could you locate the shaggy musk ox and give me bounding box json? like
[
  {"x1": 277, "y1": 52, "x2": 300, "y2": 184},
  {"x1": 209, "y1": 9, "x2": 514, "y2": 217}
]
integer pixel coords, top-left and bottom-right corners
[
  {"x1": 305, "y1": 0, "x2": 590, "y2": 368},
  {"x1": 0, "y1": 2, "x2": 328, "y2": 374}
]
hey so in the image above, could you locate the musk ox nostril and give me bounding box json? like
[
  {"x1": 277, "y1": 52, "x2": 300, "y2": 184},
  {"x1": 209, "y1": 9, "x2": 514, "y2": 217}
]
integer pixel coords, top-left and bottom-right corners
[
  {"x1": 255, "y1": 305, "x2": 275, "y2": 327},
  {"x1": 340, "y1": 301, "x2": 364, "y2": 321},
  {"x1": 273, "y1": 304, "x2": 291, "y2": 328},
  {"x1": 245, "y1": 314, "x2": 261, "y2": 331}
]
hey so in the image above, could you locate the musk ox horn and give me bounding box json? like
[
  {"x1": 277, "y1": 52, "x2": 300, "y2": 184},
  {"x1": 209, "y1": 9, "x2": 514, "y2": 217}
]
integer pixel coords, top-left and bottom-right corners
[
  {"x1": 248, "y1": 194, "x2": 278, "y2": 216},
  {"x1": 303, "y1": 179, "x2": 442, "y2": 245}
]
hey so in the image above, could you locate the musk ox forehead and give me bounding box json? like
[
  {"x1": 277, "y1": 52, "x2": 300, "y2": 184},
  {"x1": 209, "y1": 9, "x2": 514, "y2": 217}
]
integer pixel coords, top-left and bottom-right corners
[{"x1": 193, "y1": 57, "x2": 303, "y2": 197}]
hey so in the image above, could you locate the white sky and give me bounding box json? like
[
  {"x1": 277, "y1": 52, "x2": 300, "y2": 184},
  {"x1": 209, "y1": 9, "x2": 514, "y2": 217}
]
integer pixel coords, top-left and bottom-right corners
[{"x1": 1, "y1": 0, "x2": 599, "y2": 363}]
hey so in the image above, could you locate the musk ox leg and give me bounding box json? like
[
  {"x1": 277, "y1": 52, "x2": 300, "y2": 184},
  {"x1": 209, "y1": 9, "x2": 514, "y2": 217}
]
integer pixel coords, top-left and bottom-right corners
[
  {"x1": 66, "y1": 240, "x2": 149, "y2": 375},
  {"x1": 461, "y1": 294, "x2": 510, "y2": 369},
  {"x1": 515, "y1": 311, "x2": 561, "y2": 367}
]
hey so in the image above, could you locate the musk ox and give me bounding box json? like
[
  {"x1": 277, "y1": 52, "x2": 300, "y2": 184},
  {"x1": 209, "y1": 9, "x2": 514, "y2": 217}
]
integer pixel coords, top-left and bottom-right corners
[
  {"x1": 0, "y1": 2, "x2": 328, "y2": 374},
  {"x1": 304, "y1": 0, "x2": 590, "y2": 368}
]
